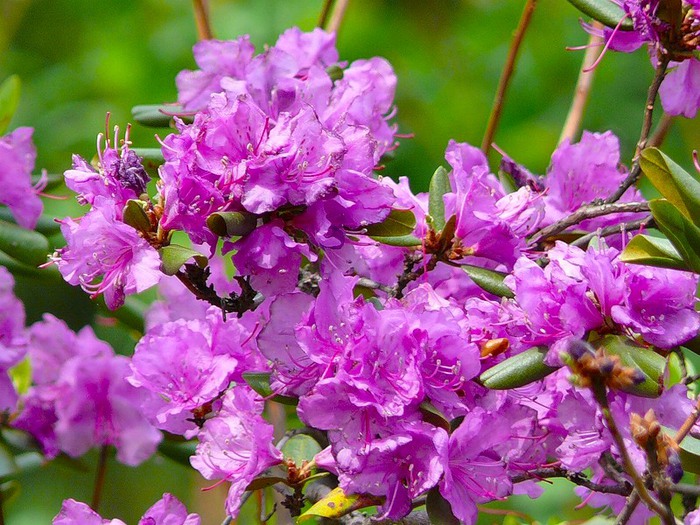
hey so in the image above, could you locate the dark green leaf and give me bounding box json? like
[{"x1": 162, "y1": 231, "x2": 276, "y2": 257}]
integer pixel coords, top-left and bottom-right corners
[
  {"x1": 428, "y1": 166, "x2": 450, "y2": 233},
  {"x1": 0, "y1": 209, "x2": 61, "y2": 236},
  {"x1": 158, "y1": 244, "x2": 206, "y2": 276},
  {"x1": 479, "y1": 346, "x2": 557, "y2": 389},
  {"x1": 426, "y1": 487, "x2": 460, "y2": 525},
  {"x1": 592, "y1": 334, "x2": 665, "y2": 398},
  {"x1": 281, "y1": 434, "x2": 322, "y2": 466},
  {"x1": 246, "y1": 476, "x2": 287, "y2": 491},
  {"x1": 96, "y1": 296, "x2": 146, "y2": 333},
  {"x1": 370, "y1": 234, "x2": 422, "y2": 247},
  {"x1": 157, "y1": 439, "x2": 197, "y2": 467},
  {"x1": 662, "y1": 426, "x2": 700, "y2": 474},
  {"x1": 620, "y1": 234, "x2": 688, "y2": 272},
  {"x1": 641, "y1": 148, "x2": 700, "y2": 224},
  {"x1": 565, "y1": 0, "x2": 634, "y2": 30},
  {"x1": 0, "y1": 220, "x2": 50, "y2": 267},
  {"x1": 0, "y1": 250, "x2": 57, "y2": 279},
  {"x1": 242, "y1": 372, "x2": 299, "y2": 406},
  {"x1": 461, "y1": 264, "x2": 514, "y2": 298},
  {"x1": 0, "y1": 76, "x2": 21, "y2": 135},
  {"x1": 419, "y1": 402, "x2": 450, "y2": 432},
  {"x1": 32, "y1": 172, "x2": 64, "y2": 191},
  {"x1": 131, "y1": 104, "x2": 191, "y2": 128},
  {"x1": 364, "y1": 209, "x2": 416, "y2": 237},
  {"x1": 207, "y1": 211, "x2": 258, "y2": 238},
  {"x1": 123, "y1": 200, "x2": 152, "y2": 233},
  {"x1": 649, "y1": 199, "x2": 700, "y2": 273}
]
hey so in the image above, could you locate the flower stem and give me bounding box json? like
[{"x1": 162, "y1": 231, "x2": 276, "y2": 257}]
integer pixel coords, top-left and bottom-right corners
[
  {"x1": 318, "y1": 0, "x2": 334, "y2": 29},
  {"x1": 591, "y1": 382, "x2": 672, "y2": 522},
  {"x1": 192, "y1": 0, "x2": 214, "y2": 41},
  {"x1": 91, "y1": 445, "x2": 109, "y2": 511},
  {"x1": 559, "y1": 22, "x2": 604, "y2": 144},
  {"x1": 327, "y1": 0, "x2": 350, "y2": 35},
  {"x1": 481, "y1": 0, "x2": 538, "y2": 154},
  {"x1": 605, "y1": 55, "x2": 671, "y2": 204},
  {"x1": 674, "y1": 396, "x2": 700, "y2": 445}
]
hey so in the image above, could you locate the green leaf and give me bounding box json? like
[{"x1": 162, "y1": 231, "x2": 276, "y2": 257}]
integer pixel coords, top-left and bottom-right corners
[
  {"x1": 641, "y1": 148, "x2": 700, "y2": 224},
  {"x1": 157, "y1": 439, "x2": 197, "y2": 467},
  {"x1": 158, "y1": 244, "x2": 206, "y2": 276},
  {"x1": 131, "y1": 104, "x2": 191, "y2": 128},
  {"x1": 649, "y1": 199, "x2": 700, "y2": 273},
  {"x1": 32, "y1": 172, "x2": 64, "y2": 192},
  {"x1": 565, "y1": 0, "x2": 634, "y2": 30},
  {"x1": 9, "y1": 357, "x2": 31, "y2": 396},
  {"x1": 426, "y1": 487, "x2": 460, "y2": 525},
  {"x1": 207, "y1": 211, "x2": 258, "y2": 238},
  {"x1": 0, "y1": 209, "x2": 62, "y2": 236},
  {"x1": 123, "y1": 200, "x2": 152, "y2": 233},
  {"x1": 246, "y1": 476, "x2": 287, "y2": 491},
  {"x1": 131, "y1": 148, "x2": 164, "y2": 177},
  {"x1": 0, "y1": 76, "x2": 21, "y2": 135},
  {"x1": 242, "y1": 372, "x2": 299, "y2": 406},
  {"x1": 592, "y1": 334, "x2": 665, "y2": 398},
  {"x1": 0, "y1": 220, "x2": 50, "y2": 267},
  {"x1": 461, "y1": 264, "x2": 514, "y2": 298},
  {"x1": 419, "y1": 402, "x2": 450, "y2": 432},
  {"x1": 96, "y1": 296, "x2": 146, "y2": 333},
  {"x1": 364, "y1": 209, "x2": 416, "y2": 237},
  {"x1": 281, "y1": 434, "x2": 322, "y2": 466},
  {"x1": 620, "y1": 234, "x2": 689, "y2": 272},
  {"x1": 0, "y1": 250, "x2": 57, "y2": 279},
  {"x1": 370, "y1": 234, "x2": 422, "y2": 247},
  {"x1": 479, "y1": 346, "x2": 557, "y2": 389},
  {"x1": 297, "y1": 487, "x2": 381, "y2": 523},
  {"x1": 662, "y1": 426, "x2": 700, "y2": 474},
  {"x1": 428, "y1": 166, "x2": 450, "y2": 233}
]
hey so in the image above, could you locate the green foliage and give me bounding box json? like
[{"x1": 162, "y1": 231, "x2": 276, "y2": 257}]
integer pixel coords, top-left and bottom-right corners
[
  {"x1": 0, "y1": 75, "x2": 21, "y2": 135},
  {"x1": 479, "y1": 346, "x2": 556, "y2": 389}
]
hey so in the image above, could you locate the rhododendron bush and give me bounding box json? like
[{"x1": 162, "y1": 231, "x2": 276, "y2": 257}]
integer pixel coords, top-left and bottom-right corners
[{"x1": 3, "y1": 0, "x2": 700, "y2": 523}]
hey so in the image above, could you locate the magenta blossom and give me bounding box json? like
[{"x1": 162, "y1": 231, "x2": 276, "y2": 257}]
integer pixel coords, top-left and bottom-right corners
[{"x1": 0, "y1": 127, "x2": 43, "y2": 229}]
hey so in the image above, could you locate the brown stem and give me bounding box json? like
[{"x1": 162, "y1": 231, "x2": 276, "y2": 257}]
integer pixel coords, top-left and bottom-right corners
[
  {"x1": 327, "y1": 0, "x2": 350, "y2": 34},
  {"x1": 606, "y1": 55, "x2": 671, "y2": 204},
  {"x1": 559, "y1": 22, "x2": 605, "y2": 144},
  {"x1": 481, "y1": 0, "x2": 538, "y2": 154},
  {"x1": 571, "y1": 215, "x2": 653, "y2": 248},
  {"x1": 318, "y1": 0, "x2": 334, "y2": 29},
  {"x1": 91, "y1": 446, "x2": 109, "y2": 511},
  {"x1": 529, "y1": 201, "x2": 651, "y2": 246},
  {"x1": 192, "y1": 0, "x2": 214, "y2": 41},
  {"x1": 616, "y1": 492, "x2": 641, "y2": 525},
  {"x1": 510, "y1": 466, "x2": 631, "y2": 495},
  {"x1": 648, "y1": 113, "x2": 675, "y2": 148},
  {"x1": 674, "y1": 397, "x2": 700, "y2": 445},
  {"x1": 591, "y1": 382, "x2": 671, "y2": 521}
]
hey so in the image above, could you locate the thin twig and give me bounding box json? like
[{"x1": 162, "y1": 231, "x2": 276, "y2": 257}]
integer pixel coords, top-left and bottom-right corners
[
  {"x1": 648, "y1": 113, "x2": 675, "y2": 148},
  {"x1": 616, "y1": 492, "x2": 641, "y2": 525},
  {"x1": 559, "y1": 21, "x2": 604, "y2": 144},
  {"x1": 91, "y1": 446, "x2": 109, "y2": 511},
  {"x1": 192, "y1": 0, "x2": 213, "y2": 40},
  {"x1": 673, "y1": 483, "x2": 700, "y2": 496},
  {"x1": 591, "y1": 382, "x2": 672, "y2": 521},
  {"x1": 606, "y1": 55, "x2": 671, "y2": 204},
  {"x1": 510, "y1": 466, "x2": 631, "y2": 495},
  {"x1": 318, "y1": 0, "x2": 334, "y2": 29},
  {"x1": 674, "y1": 397, "x2": 700, "y2": 445},
  {"x1": 481, "y1": 0, "x2": 538, "y2": 154},
  {"x1": 571, "y1": 215, "x2": 653, "y2": 248},
  {"x1": 529, "y1": 201, "x2": 651, "y2": 246},
  {"x1": 326, "y1": 0, "x2": 350, "y2": 35}
]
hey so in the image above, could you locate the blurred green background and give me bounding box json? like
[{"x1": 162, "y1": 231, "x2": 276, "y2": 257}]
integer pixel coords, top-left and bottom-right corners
[{"x1": 1, "y1": 0, "x2": 697, "y2": 522}]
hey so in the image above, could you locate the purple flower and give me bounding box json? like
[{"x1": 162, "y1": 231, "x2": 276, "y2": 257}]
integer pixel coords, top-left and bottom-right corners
[
  {"x1": 54, "y1": 203, "x2": 162, "y2": 309},
  {"x1": 0, "y1": 267, "x2": 26, "y2": 411},
  {"x1": 0, "y1": 127, "x2": 43, "y2": 229},
  {"x1": 190, "y1": 385, "x2": 283, "y2": 518},
  {"x1": 611, "y1": 264, "x2": 700, "y2": 348},
  {"x1": 440, "y1": 409, "x2": 512, "y2": 524},
  {"x1": 128, "y1": 317, "x2": 239, "y2": 436},
  {"x1": 274, "y1": 27, "x2": 338, "y2": 71},
  {"x1": 64, "y1": 125, "x2": 150, "y2": 208},
  {"x1": 177, "y1": 36, "x2": 255, "y2": 111},
  {"x1": 53, "y1": 494, "x2": 200, "y2": 525},
  {"x1": 542, "y1": 131, "x2": 643, "y2": 229},
  {"x1": 659, "y1": 58, "x2": 700, "y2": 118}
]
